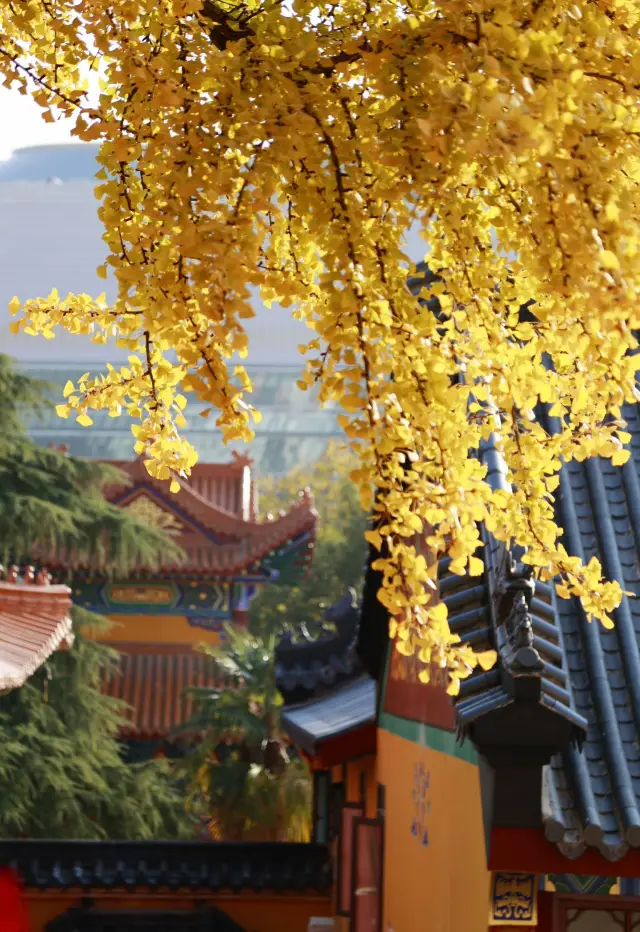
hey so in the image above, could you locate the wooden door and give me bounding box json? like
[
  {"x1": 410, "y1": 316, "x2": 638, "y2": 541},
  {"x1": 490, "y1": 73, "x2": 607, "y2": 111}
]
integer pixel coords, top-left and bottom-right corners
[
  {"x1": 337, "y1": 802, "x2": 363, "y2": 916},
  {"x1": 351, "y1": 817, "x2": 384, "y2": 932}
]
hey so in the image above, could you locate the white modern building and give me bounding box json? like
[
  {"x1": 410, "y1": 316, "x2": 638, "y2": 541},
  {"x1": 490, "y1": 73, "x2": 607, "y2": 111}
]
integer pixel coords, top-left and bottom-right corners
[{"x1": 0, "y1": 143, "x2": 425, "y2": 474}]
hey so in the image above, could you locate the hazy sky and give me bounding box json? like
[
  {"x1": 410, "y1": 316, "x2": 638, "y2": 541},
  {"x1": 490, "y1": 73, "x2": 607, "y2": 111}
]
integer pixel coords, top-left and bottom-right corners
[{"x1": 0, "y1": 87, "x2": 78, "y2": 161}]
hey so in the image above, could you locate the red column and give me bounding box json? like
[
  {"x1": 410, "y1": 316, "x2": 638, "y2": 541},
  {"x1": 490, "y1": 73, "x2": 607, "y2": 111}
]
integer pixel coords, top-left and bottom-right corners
[
  {"x1": 537, "y1": 891, "x2": 554, "y2": 932},
  {"x1": 0, "y1": 869, "x2": 27, "y2": 932}
]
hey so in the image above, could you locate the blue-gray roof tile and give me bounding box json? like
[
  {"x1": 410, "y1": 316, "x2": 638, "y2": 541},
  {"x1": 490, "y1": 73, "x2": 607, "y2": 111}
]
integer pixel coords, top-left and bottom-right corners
[
  {"x1": 455, "y1": 400, "x2": 640, "y2": 861},
  {"x1": 280, "y1": 676, "x2": 376, "y2": 753},
  {"x1": 541, "y1": 400, "x2": 640, "y2": 860}
]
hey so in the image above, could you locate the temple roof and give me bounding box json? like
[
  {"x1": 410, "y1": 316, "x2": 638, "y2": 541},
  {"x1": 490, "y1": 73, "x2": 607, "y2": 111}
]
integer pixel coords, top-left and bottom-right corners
[
  {"x1": 0, "y1": 570, "x2": 73, "y2": 691},
  {"x1": 275, "y1": 590, "x2": 362, "y2": 704},
  {"x1": 107, "y1": 453, "x2": 259, "y2": 527},
  {"x1": 276, "y1": 591, "x2": 377, "y2": 760},
  {"x1": 541, "y1": 400, "x2": 640, "y2": 861},
  {"x1": 454, "y1": 438, "x2": 587, "y2": 762},
  {"x1": 452, "y1": 404, "x2": 640, "y2": 862},
  {"x1": 0, "y1": 839, "x2": 332, "y2": 893},
  {"x1": 37, "y1": 454, "x2": 317, "y2": 581},
  {"x1": 280, "y1": 677, "x2": 376, "y2": 755},
  {"x1": 103, "y1": 645, "x2": 217, "y2": 739}
]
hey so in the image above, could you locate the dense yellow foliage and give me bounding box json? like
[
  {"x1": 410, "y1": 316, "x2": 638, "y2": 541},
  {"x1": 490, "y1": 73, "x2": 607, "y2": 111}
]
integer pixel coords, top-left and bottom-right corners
[{"x1": 3, "y1": 0, "x2": 640, "y2": 687}]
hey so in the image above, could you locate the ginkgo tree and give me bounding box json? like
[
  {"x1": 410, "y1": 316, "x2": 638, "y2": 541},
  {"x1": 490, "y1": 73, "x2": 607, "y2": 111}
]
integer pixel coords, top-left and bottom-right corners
[{"x1": 3, "y1": 0, "x2": 640, "y2": 690}]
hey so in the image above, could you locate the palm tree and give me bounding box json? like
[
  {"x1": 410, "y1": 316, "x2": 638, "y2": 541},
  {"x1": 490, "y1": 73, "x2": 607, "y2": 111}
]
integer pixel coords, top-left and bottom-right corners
[{"x1": 180, "y1": 624, "x2": 312, "y2": 842}]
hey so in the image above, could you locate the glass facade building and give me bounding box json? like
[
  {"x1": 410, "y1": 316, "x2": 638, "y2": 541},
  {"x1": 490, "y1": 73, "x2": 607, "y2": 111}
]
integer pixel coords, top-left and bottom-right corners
[
  {"x1": 0, "y1": 144, "x2": 343, "y2": 475},
  {"x1": 1, "y1": 143, "x2": 425, "y2": 474},
  {"x1": 24, "y1": 362, "x2": 341, "y2": 476}
]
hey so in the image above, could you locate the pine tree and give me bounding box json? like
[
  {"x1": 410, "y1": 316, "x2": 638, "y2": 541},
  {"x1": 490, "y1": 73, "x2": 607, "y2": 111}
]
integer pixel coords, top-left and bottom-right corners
[
  {"x1": 0, "y1": 609, "x2": 191, "y2": 840},
  {"x1": 0, "y1": 356, "x2": 190, "y2": 839},
  {"x1": 0, "y1": 354, "x2": 181, "y2": 572}
]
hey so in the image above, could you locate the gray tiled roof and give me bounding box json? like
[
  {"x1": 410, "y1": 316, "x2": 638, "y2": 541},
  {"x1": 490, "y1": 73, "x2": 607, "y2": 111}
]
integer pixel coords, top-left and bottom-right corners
[
  {"x1": 454, "y1": 404, "x2": 640, "y2": 862},
  {"x1": 280, "y1": 676, "x2": 376, "y2": 754},
  {"x1": 454, "y1": 536, "x2": 588, "y2": 749},
  {"x1": 455, "y1": 433, "x2": 587, "y2": 764},
  {"x1": 0, "y1": 839, "x2": 332, "y2": 892},
  {"x1": 275, "y1": 590, "x2": 362, "y2": 703},
  {"x1": 541, "y1": 400, "x2": 640, "y2": 861}
]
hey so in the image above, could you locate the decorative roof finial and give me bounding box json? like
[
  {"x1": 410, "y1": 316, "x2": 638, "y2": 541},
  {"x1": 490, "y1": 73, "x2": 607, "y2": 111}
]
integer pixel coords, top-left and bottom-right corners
[{"x1": 35, "y1": 567, "x2": 52, "y2": 586}]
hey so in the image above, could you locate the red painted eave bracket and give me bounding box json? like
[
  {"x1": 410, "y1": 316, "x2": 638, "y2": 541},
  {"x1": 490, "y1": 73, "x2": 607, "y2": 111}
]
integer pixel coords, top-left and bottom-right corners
[{"x1": 490, "y1": 827, "x2": 640, "y2": 878}]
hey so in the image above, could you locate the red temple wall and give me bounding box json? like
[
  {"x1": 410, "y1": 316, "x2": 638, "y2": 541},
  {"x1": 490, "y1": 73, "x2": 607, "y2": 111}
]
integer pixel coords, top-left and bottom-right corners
[{"x1": 24, "y1": 890, "x2": 331, "y2": 932}]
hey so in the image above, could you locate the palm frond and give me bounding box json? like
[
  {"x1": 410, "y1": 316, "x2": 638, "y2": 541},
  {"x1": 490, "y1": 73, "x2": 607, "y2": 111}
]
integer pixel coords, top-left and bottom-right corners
[{"x1": 181, "y1": 624, "x2": 312, "y2": 841}]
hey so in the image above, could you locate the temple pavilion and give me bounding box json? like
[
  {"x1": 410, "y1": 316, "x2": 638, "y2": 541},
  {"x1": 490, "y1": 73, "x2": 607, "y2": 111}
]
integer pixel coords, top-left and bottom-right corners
[
  {"x1": 0, "y1": 455, "x2": 331, "y2": 932},
  {"x1": 32, "y1": 451, "x2": 317, "y2": 757}
]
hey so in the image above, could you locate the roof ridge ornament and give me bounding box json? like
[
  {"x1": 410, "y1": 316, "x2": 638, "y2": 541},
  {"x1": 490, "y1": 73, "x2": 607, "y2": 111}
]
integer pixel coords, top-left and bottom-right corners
[{"x1": 493, "y1": 545, "x2": 543, "y2": 675}]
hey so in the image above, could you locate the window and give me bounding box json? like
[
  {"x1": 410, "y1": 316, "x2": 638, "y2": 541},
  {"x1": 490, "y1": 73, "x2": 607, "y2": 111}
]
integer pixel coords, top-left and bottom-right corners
[
  {"x1": 557, "y1": 898, "x2": 640, "y2": 932},
  {"x1": 336, "y1": 802, "x2": 364, "y2": 916},
  {"x1": 565, "y1": 909, "x2": 627, "y2": 930},
  {"x1": 329, "y1": 780, "x2": 345, "y2": 842}
]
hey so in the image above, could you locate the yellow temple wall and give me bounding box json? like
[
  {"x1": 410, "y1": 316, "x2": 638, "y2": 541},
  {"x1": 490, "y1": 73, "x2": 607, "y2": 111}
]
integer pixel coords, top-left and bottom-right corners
[
  {"x1": 88, "y1": 613, "x2": 221, "y2": 646},
  {"x1": 377, "y1": 726, "x2": 490, "y2": 932}
]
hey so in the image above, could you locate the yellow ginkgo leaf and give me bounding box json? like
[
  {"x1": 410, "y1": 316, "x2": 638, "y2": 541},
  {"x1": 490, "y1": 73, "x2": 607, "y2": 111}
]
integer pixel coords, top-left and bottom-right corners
[
  {"x1": 446, "y1": 678, "x2": 461, "y2": 697},
  {"x1": 468, "y1": 556, "x2": 484, "y2": 576},
  {"x1": 1, "y1": 0, "x2": 633, "y2": 677},
  {"x1": 600, "y1": 250, "x2": 620, "y2": 270},
  {"x1": 476, "y1": 650, "x2": 498, "y2": 671},
  {"x1": 612, "y1": 449, "x2": 630, "y2": 467}
]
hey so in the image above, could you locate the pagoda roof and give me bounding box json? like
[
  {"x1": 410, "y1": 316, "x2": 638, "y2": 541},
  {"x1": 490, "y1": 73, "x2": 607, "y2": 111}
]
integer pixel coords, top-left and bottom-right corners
[
  {"x1": 102, "y1": 644, "x2": 218, "y2": 739},
  {"x1": 0, "y1": 572, "x2": 73, "y2": 691},
  {"x1": 38, "y1": 454, "x2": 317, "y2": 581},
  {"x1": 105, "y1": 453, "x2": 260, "y2": 533}
]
